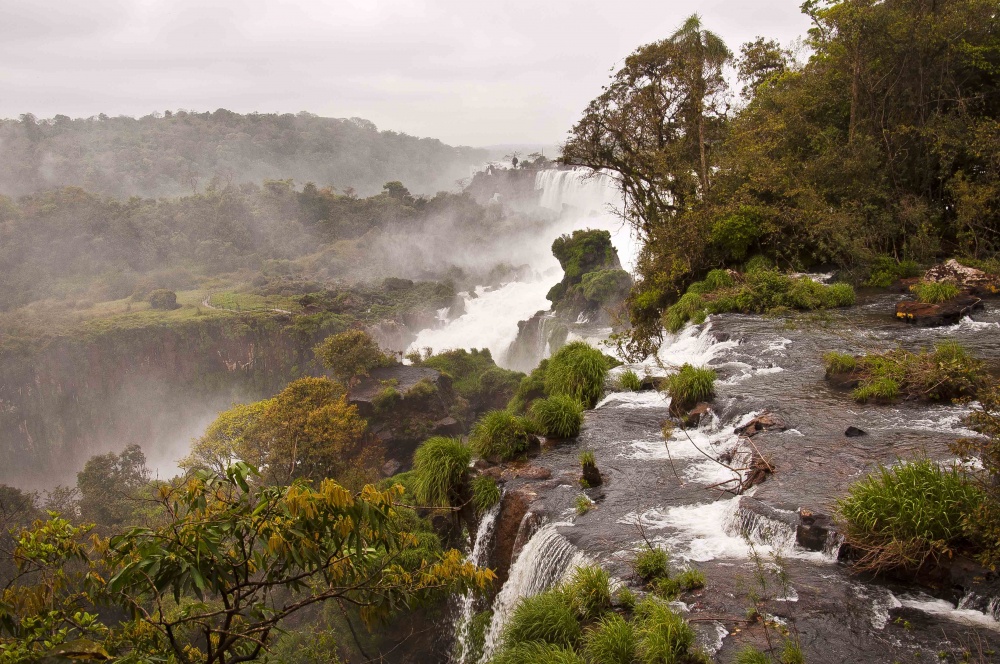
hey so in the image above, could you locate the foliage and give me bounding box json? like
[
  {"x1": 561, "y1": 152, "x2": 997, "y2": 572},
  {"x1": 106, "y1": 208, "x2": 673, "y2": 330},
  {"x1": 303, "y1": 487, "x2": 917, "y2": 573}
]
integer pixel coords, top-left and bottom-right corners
[
  {"x1": 181, "y1": 400, "x2": 274, "y2": 476},
  {"x1": 634, "y1": 547, "x2": 670, "y2": 581},
  {"x1": 951, "y1": 382, "x2": 1000, "y2": 569},
  {"x1": 633, "y1": 597, "x2": 698, "y2": 663},
  {"x1": 551, "y1": 230, "x2": 618, "y2": 283},
  {"x1": 581, "y1": 269, "x2": 632, "y2": 304},
  {"x1": 508, "y1": 359, "x2": 550, "y2": 413},
  {"x1": 530, "y1": 395, "x2": 585, "y2": 439},
  {"x1": 735, "y1": 646, "x2": 772, "y2": 664},
  {"x1": 565, "y1": 564, "x2": 613, "y2": 620},
  {"x1": 583, "y1": 613, "x2": 637, "y2": 664},
  {"x1": 76, "y1": 444, "x2": 150, "y2": 528},
  {"x1": 616, "y1": 369, "x2": 643, "y2": 392},
  {"x1": 500, "y1": 588, "x2": 581, "y2": 650},
  {"x1": 664, "y1": 364, "x2": 717, "y2": 410},
  {"x1": 411, "y1": 437, "x2": 472, "y2": 508},
  {"x1": 417, "y1": 348, "x2": 523, "y2": 410},
  {"x1": 575, "y1": 495, "x2": 593, "y2": 515},
  {"x1": 910, "y1": 280, "x2": 962, "y2": 303},
  {"x1": 469, "y1": 410, "x2": 533, "y2": 461},
  {"x1": 471, "y1": 476, "x2": 501, "y2": 516},
  {"x1": 373, "y1": 386, "x2": 402, "y2": 413},
  {"x1": 147, "y1": 289, "x2": 179, "y2": 310},
  {"x1": 837, "y1": 459, "x2": 982, "y2": 572},
  {"x1": 865, "y1": 256, "x2": 922, "y2": 288},
  {"x1": 578, "y1": 450, "x2": 596, "y2": 467},
  {"x1": 315, "y1": 329, "x2": 394, "y2": 385},
  {"x1": 675, "y1": 568, "x2": 705, "y2": 591},
  {"x1": 492, "y1": 641, "x2": 585, "y2": 664},
  {"x1": 832, "y1": 342, "x2": 986, "y2": 403},
  {"x1": 544, "y1": 342, "x2": 608, "y2": 408}
]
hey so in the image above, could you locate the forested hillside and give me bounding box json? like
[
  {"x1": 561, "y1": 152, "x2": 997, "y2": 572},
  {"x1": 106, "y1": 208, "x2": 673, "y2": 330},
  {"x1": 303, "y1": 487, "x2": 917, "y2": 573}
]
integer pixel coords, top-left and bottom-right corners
[{"x1": 0, "y1": 110, "x2": 488, "y2": 199}]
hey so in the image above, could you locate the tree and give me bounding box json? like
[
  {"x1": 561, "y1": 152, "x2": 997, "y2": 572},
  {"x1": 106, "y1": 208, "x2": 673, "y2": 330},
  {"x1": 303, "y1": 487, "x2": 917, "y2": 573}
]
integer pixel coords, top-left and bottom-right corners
[
  {"x1": 315, "y1": 330, "x2": 394, "y2": 388},
  {"x1": 76, "y1": 444, "x2": 150, "y2": 528},
  {"x1": 181, "y1": 400, "x2": 274, "y2": 476}
]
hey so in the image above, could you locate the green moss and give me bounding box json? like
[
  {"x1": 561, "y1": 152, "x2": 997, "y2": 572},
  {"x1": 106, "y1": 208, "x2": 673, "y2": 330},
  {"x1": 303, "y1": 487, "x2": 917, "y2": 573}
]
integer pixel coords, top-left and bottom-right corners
[
  {"x1": 469, "y1": 410, "x2": 533, "y2": 460},
  {"x1": 410, "y1": 437, "x2": 471, "y2": 507},
  {"x1": 529, "y1": 395, "x2": 584, "y2": 439},
  {"x1": 544, "y1": 342, "x2": 608, "y2": 408}
]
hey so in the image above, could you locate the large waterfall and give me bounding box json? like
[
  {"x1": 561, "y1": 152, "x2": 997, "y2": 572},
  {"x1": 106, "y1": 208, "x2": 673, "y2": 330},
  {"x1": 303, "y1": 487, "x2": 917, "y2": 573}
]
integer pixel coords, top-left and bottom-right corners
[{"x1": 407, "y1": 167, "x2": 636, "y2": 368}]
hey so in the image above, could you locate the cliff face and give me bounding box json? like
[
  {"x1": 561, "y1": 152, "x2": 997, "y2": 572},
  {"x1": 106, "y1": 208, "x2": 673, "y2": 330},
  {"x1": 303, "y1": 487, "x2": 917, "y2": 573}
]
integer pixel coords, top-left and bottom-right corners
[{"x1": 0, "y1": 315, "x2": 325, "y2": 488}]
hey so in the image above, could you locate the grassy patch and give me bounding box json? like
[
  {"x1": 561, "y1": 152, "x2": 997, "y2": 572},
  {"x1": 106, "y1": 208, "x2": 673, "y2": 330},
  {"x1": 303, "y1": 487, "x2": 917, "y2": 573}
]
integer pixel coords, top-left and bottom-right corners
[
  {"x1": 616, "y1": 369, "x2": 643, "y2": 392},
  {"x1": 492, "y1": 642, "x2": 585, "y2": 664},
  {"x1": 663, "y1": 267, "x2": 856, "y2": 332},
  {"x1": 910, "y1": 280, "x2": 961, "y2": 303},
  {"x1": 634, "y1": 547, "x2": 670, "y2": 581},
  {"x1": 500, "y1": 588, "x2": 581, "y2": 650},
  {"x1": 410, "y1": 436, "x2": 471, "y2": 507},
  {"x1": 544, "y1": 342, "x2": 608, "y2": 409},
  {"x1": 827, "y1": 342, "x2": 985, "y2": 403},
  {"x1": 575, "y1": 495, "x2": 594, "y2": 515},
  {"x1": 582, "y1": 614, "x2": 636, "y2": 664},
  {"x1": 634, "y1": 598, "x2": 698, "y2": 663},
  {"x1": 471, "y1": 475, "x2": 501, "y2": 515},
  {"x1": 837, "y1": 459, "x2": 983, "y2": 572},
  {"x1": 529, "y1": 395, "x2": 584, "y2": 439},
  {"x1": 469, "y1": 410, "x2": 533, "y2": 460},
  {"x1": 664, "y1": 364, "x2": 716, "y2": 411},
  {"x1": 566, "y1": 564, "x2": 613, "y2": 620}
]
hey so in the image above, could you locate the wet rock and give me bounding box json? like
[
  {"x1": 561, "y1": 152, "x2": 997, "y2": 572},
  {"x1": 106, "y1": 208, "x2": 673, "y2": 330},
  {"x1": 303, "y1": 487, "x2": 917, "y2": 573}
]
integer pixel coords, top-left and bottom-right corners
[
  {"x1": 639, "y1": 375, "x2": 667, "y2": 391},
  {"x1": 382, "y1": 459, "x2": 402, "y2": 476},
  {"x1": 797, "y1": 509, "x2": 836, "y2": 551},
  {"x1": 844, "y1": 426, "x2": 867, "y2": 438},
  {"x1": 924, "y1": 259, "x2": 1000, "y2": 296},
  {"x1": 581, "y1": 462, "x2": 603, "y2": 487},
  {"x1": 711, "y1": 331, "x2": 731, "y2": 343},
  {"x1": 431, "y1": 416, "x2": 462, "y2": 436},
  {"x1": 735, "y1": 411, "x2": 787, "y2": 437},
  {"x1": 826, "y1": 369, "x2": 862, "y2": 389},
  {"x1": 895, "y1": 296, "x2": 983, "y2": 326},
  {"x1": 683, "y1": 402, "x2": 712, "y2": 427},
  {"x1": 488, "y1": 487, "x2": 538, "y2": 588}
]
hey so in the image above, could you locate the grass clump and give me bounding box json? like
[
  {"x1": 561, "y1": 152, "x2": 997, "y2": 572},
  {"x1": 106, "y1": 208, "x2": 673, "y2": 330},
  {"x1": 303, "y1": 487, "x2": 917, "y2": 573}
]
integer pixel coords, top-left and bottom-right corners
[
  {"x1": 471, "y1": 475, "x2": 501, "y2": 515},
  {"x1": 411, "y1": 437, "x2": 471, "y2": 507},
  {"x1": 492, "y1": 642, "x2": 585, "y2": 664},
  {"x1": 664, "y1": 364, "x2": 716, "y2": 411},
  {"x1": 675, "y1": 568, "x2": 705, "y2": 591},
  {"x1": 469, "y1": 410, "x2": 533, "y2": 460},
  {"x1": 634, "y1": 547, "x2": 670, "y2": 581},
  {"x1": 663, "y1": 267, "x2": 856, "y2": 332},
  {"x1": 545, "y1": 342, "x2": 609, "y2": 408},
  {"x1": 634, "y1": 598, "x2": 698, "y2": 663},
  {"x1": 579, "y1": 450, "x2": 596, "y2": 467},
  {"x1": 910, "y1": 280, "x2": 961, "y2": 303},
  {"x1": 734, "y1": 646, "x2": 772, "y2": 664},
  {"x1": 582, "y1": 614, "x2": 636, "y2": 664},
  {"x1": 575, "y1": 495, "x2": 594, "y2": 515},
  {"x1": 837, "y1": 459, "x2": 983, "y2": 572},
  {"x1": 617, "y1": 368, "x2": 643, "y2": 392},
  {"x1": 834, "y1": 342, "x2": 985, "y2": 403},
  {"x1": 566, "y1": 564, "x2": 613, "y2": 620},
  {"x1": 500, "y1": 588, "x2": 581, "y2": 650},
  {"x1": 530, "y1": 394, "x2": 584, "y2": 438},
  {"x1": 508, "y1": 359, "x2": 549, "y2": 413}
]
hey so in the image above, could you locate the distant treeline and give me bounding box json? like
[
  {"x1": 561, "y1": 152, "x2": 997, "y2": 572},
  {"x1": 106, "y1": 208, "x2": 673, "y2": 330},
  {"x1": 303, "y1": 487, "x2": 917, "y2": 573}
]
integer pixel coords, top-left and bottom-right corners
[{"x1": 0, "y1": 109, "x2": 488, "y2": 199}]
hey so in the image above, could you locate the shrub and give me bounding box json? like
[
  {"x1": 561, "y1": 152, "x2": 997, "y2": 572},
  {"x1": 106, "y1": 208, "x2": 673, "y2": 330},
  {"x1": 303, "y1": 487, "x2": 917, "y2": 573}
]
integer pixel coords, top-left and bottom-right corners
[
  {"x1": 509, "y1": 360, "x2": 549, "y2": 413},
  {"x1": 530, "y1": 395, "x2": 584, "y2": 438},
  {"x1": 845, "y1": 343, "x2": 984, "y2": 403},
  {"x1": 470, "y1": 410, "x2": 533, "y2": 460},
  {"x1": 616, "y1": 369, "x2": 643, "y2": 392},
  {"x1": 372, "y1": 386, "x2": 401, "y2": 413},
  {"x1": 544, "y1": 342, "x2": 608, "y2": 408},
  {"x1": 634, "y1": 598, "x2": 696, "y2": 664},
  {"x1": 411, "y1": 437, "x2": 471, "y2": 507},
  {"x1": 823, "y1": 351, "x2": 857, "y2": 374},
  {"x1": 911, "y1": 280, "x2": 961, "y2": 303},
  {"x1": 837, "y1": 459, "x2": 983, "y2": 572},
  {"x1": 148, "y1": 288, "x2": 179, "y2": 310},
  {"x1": 581, "y1": 269, "x2": 632, "y2": 304},
  {"x1": 865, "y1": 255, "x2": 921, "y2": 288},
  {"x1": 634, "y1": 547, "x2": 670, "y2": 581},
  {"x1": 566, "y1": 564, "x2": 613, "y2": 620},
  {"x1": 582, "y1": 614, "x2": 637, "y2": 664},
  {"x1": 744, "y1": 255, "x2": 774, "y2": 273},
  {"x1": 472, "y1": 475, "x2": 501, "y2": 515},
  {"x1": 664, "y1": 364, "x2": 716, "y2": 410},
  {"x1": 501, "y1": 589, "x2": 581, "y2": 650},
  {"x1": 315, "y1": 329, "x2": 394, "y2": 384},
  {"x1": 404, "y1": 377, "x2": 437, "y2": 399},
  {"x1": 575, "y1": 495, "x2": 593, "y2": 515},
  {"x1": 823, "y1": 282, "x2": 858, "y2": 307},
  {"x1": 492, "y1": 642, "x2": 585, "y2": 664},
  {"x1": 663, "y1": 292, "x2": 707, "y2": 333},
  {"x1": 710, "y1": 207, "x2": 763, "y2": 261}
]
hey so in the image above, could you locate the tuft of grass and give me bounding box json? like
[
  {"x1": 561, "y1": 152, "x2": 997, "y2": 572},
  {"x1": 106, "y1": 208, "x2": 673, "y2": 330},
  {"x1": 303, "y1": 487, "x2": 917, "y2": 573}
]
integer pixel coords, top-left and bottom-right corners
[
  {"x1": 582, "y1": 613, "x2": 637, "y2": 664},
  {"x1": 617, "y1": 368, "x2": 643, "y2": 392},
  {"x1": 837, "y1": 459, "x2": 983, "y2": 572},
  {"x1": 471, "y1": 475, "x2": 501, "y2": 515},
  {"x1": 411, "y1": 437, "x2": 471, "y2": 508},
  {"x1": 530, "y1": 394, "x2": 584, "y2": 439},
  {"x1": 544, "y1": 342, "x2": 609, "y2": 408},
  {"x1": 634, "y1": 547, "x2": 670, "y2": 581},
  {"x1": 575, "y1": 495, "x2": 594, "y2": 515},
  {"x1": 735, "y1": 645, "x2": 772, "y2": 664},
  {"x1": 663, "y1": 292, "x2": 708, "y2": 333},
  {"x1": 911, "y1": 280, "x2": 961, "y2": 303},
  {"x1": 500, "y1": 588, "x2": 581, "y2": 650},
  {"x1": 492, "y1": 642, "x2": 585, "y2": 664},
  {"x1": 781, "y1": 640, "x2": 806, "y2": 664},
  {"x1": 616, "y1": 586, "x2": 637, "y2": 610},
  {"x1": 844, "y1": 343, "x2": 984, "y2": 403},
  {"x1": 675, "y1": 568, "x2": 705, "y2": 591},
  {"x1": 634, "y1": 598, "x2": 697, "y2": 664},
  {"x1": 664, "y1": 364, "x2": 717, "y2": 410},
  {"x1": 823, "y1": 351, "x2": 857, "y2": 374},
  {"x1": 566, "y1": 564, "x2": 613, "y2": 620},
  {"x1": 469, "y1": 410, "x2": 533, "y2": 460},
  {"x1": 579, "y1": 450, "x2": 596, "y2": 467}
]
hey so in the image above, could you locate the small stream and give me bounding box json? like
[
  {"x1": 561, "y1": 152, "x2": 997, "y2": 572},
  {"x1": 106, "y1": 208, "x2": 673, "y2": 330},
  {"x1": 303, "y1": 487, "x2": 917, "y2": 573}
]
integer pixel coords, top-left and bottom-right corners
[{"x1": 473, "y1": 295, "x2": 1000, "y2": 662}]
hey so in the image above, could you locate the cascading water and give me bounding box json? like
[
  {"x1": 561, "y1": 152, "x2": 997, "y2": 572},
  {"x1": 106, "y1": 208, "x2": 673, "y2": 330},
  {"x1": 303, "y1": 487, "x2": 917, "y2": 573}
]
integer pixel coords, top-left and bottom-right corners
[
  {"x1": 452, "y1": 501, "x2": 502, "y2": 664},
  {"x1": 478, "y1": 522, "x2": 589, "y2": 661}
]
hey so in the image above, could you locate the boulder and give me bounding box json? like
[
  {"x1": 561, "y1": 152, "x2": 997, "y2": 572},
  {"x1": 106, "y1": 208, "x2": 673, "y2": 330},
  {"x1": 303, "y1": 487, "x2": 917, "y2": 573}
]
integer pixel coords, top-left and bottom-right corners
[
  {"x1": 844, "y1": 426, "x2": 868, "y2": 438},
  {"x1": 797, "y1": 508, "x2": 836, "y2": 552},
  {"x1": 683, "y1": 402, "x2": 713, "y2": 427},
  {"x1": 488, "y1": 487, "x2": 540, "y2": 589},
  {"x1": 735, "y1": 412, "x2": 787, "y2": 437},
  {"x1": 581, "y1": 463, "x2": 603, "y2": 487},
  {"x1": 923, "y1": 259, "x2": 1000, "y2": 296},
  {"x1": 895, "y1": 296, "x2": 983, "y2": 326}
]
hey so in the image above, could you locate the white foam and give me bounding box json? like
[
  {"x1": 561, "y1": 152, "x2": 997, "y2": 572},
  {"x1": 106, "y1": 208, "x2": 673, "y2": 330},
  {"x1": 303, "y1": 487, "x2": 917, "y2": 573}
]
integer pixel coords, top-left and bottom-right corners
[{"x1": 897, "y1": 593, "x2": 1000, "y2": 631}]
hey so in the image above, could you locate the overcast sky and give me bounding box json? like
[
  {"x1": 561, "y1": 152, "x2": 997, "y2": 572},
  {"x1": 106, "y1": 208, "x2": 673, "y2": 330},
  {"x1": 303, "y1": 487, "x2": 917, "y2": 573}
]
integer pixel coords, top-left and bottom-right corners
[{"x1": 1, "y1": 0, "x2": 812, "y2": 146}]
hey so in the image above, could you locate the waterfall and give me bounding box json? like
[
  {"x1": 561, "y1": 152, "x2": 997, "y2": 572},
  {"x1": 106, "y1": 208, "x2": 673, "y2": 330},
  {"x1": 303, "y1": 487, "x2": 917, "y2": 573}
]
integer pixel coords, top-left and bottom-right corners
[
  {"x1": 479, "y1": 522, "x2": 588, "y2": 661},
  {"x1": 452, "y1": 502, "x2": 502, "y2": 664}
]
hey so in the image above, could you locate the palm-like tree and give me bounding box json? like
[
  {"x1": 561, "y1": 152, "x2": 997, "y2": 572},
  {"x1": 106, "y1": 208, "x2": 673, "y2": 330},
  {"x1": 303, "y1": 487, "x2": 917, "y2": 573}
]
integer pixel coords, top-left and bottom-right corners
[{"x1": 669, "y1": 14, "x2": 731, "y2": 194}]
